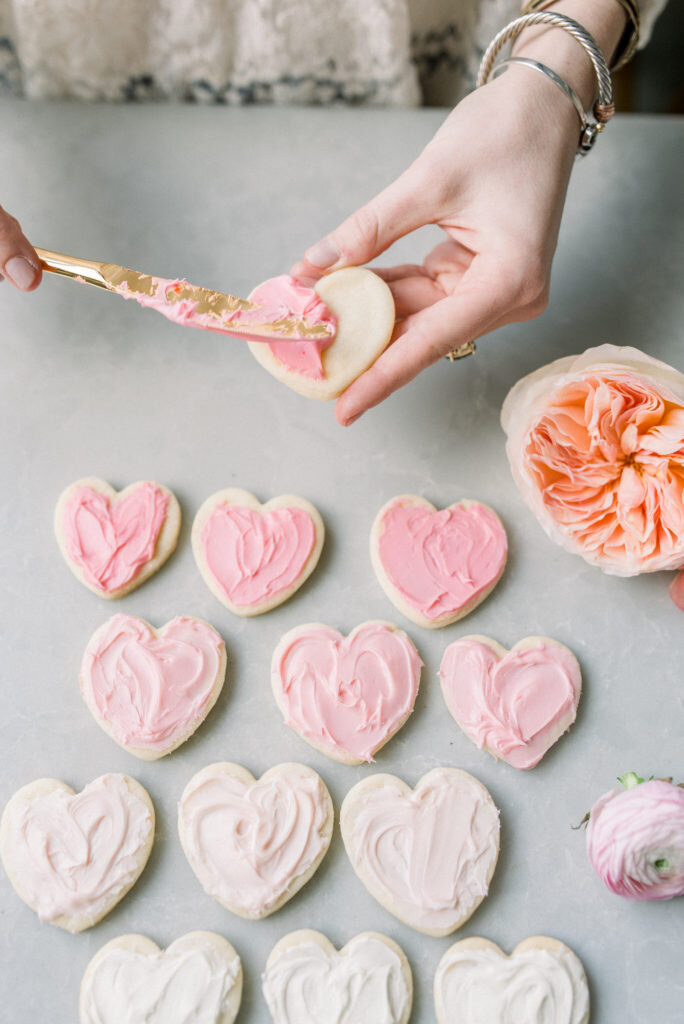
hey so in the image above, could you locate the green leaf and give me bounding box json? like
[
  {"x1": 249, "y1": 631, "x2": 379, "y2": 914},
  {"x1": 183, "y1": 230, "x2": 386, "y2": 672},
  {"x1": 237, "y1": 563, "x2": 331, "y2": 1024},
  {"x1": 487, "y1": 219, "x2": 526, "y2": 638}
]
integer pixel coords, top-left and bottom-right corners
[{"x1": 617, "y1": 772, "x2": 645, "y2": 790}]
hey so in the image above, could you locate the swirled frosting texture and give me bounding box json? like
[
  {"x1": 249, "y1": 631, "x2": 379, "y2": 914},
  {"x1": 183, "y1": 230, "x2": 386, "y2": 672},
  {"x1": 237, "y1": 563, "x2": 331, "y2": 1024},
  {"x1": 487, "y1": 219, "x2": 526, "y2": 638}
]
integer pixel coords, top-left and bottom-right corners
[
  {"x1": 586, "y1": 779, "x2": 684, "y2": 900},
  {"x1": 250, "y1": 275, "x2": 337, "y2": 378},
  {"x1": 440, "y1": 639, "x2": 581, "y2": 769},
  {"x1": 343, "y1": 768, "x2": 499, "y2": 933},
  {"x1": 262, "y1": 935, "x2": 410, "y2": 1024},
  {"x1": 376, "y1": 499, "x2": 507, "y2": 621},
  {"x1": 435, "y1": 944, "x2": 589, "y2": 1024},
  {"x1": 81, "y1": 615, "x2": 224, "y2": 751},
  {"x1": 273, "y1": 623, "x2": 422, "y2": 762},
  {"x1": 201, "y1": 503, "x2": 316, "y2": 607},
  {"x1": 502, "y1": 345, "x2": 684, "y2": 575},
  {"x1": 81, "y1": 940, "x2": 240, "y2": 1024},
  {"x1": 2, "y1": 774, "x2": 152, "y2": 924},
  {"x1": 62, "y1": 483, "x2": 169, "y2": 592},
  {"x1": 179, "y1": 765, "x2": 330, "y2": 917}
]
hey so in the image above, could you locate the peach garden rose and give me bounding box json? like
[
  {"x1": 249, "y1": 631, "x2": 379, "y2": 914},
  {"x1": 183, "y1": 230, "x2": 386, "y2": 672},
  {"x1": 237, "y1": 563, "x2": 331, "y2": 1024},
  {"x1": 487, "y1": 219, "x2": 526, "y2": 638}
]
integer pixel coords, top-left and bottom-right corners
[{"x1": 501, "y1": 345, "x2": 684, "y2": 576}]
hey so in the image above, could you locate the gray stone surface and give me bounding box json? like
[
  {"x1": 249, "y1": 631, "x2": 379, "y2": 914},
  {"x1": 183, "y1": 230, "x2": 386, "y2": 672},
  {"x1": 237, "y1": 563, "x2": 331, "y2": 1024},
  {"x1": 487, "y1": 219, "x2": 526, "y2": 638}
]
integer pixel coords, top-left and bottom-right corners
[{"x1": 1, "y1": 102, "x2": 683, "y2": 1023}]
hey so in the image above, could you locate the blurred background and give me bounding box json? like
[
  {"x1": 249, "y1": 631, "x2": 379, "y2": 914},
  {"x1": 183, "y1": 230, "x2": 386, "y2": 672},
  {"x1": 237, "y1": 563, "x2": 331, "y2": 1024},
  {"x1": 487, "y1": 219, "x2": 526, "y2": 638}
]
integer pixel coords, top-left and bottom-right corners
[{"x1": 615, "y1": 1, "x2": 684, "y2": 112}]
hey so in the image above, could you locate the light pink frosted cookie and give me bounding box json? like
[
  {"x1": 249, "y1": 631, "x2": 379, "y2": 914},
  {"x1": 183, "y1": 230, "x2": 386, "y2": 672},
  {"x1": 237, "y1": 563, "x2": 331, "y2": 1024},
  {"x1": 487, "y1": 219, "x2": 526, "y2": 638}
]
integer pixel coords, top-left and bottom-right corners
[
  {"x1": 247, "y1": 268, "x2": 395, "y2": 400},
  {"x1": 80, "y1": 614, "x2": 227, "y2": 760},
  {"x1": 262, "y1": 930, "x2": 413, "y2": 1024},
  {"x1": 0, "y1": 773, "x2": 154, "y2": 932},
  {"x1": 178, "y1": 762, "x2": 333, "y2": 920},
  {"x1": 434, "y1": 936, "x2": 590, "y2": 1024},
  {"x1": 271, "y1": 620, "x2": 422, "y2": 765},
  {"x1": 55, "y1": 477, "x2": 181, "y2": 598},
  {"x1": 80, "y1": 931, "x2": 243, "y2": 1024},
  {"x1": 370, "y1": 495, "x2": 508, "y2": 628},
  {"x1": 440, "y1": 635, "x2": 582, "y2": 770},
  {"x1": 192, "y1": 489, "x2": 324, "y2": 616},
  {"x1": 340, "y1": 767, "x2": 500, "y2": 937}
]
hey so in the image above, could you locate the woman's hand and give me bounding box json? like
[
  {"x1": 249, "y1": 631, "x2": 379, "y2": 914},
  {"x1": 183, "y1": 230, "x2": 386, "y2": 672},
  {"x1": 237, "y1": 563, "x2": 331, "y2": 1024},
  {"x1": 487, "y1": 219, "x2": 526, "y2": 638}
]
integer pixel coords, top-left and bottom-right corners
[{"x1": 0, "y1": 206, "x2": 41, "y2": 290}]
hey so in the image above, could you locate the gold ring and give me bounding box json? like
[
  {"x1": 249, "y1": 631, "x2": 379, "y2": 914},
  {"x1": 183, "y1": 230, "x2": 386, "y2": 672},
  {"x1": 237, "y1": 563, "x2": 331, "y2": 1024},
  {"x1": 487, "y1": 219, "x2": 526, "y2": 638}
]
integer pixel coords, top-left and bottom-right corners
[{"x1": 446, "y1": 340, "x2": 476, "y2": 362}]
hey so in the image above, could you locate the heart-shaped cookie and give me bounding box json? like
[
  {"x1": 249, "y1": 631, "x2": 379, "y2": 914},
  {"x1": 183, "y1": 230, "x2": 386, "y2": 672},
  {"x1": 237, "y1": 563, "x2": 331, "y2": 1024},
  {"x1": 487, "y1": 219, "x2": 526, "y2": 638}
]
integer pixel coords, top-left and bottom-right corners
[
  {"x1": 247, "y1": 268, "x2": 395, "y2": 400},
  {"x1": 178, "y1": 762, "x2": 333, "y2": 920},
  {"x1": 192, "y1": 489, "x2": 324, "y2": 616},
  {"x1": 262, "y1": 930, "x2": 413, "y2": 1024},
  {"x1": 80, "y1": 614, "x2": 227, "y2": 760},
  {"x1": 440, "y1": 636, "x2": 582, "y2": 770},
  {"x1": 340, "y1": 767, "x2": 499, "y2": 937},
  {"x1": 0, "y1": 773, "x2": 154, "y2": 932},
  {"x1": 434, "y1": 936, "x2": 590, "y2": 1024},
  {"x1": 371, "y1": 495, "x2": 508, "y2": 628},
  {"x1": 55, "y1": 477, "x2": 181, "y2": 598},
  {"x1": 80, "y1": 931, "x2": 243, "y2": 1024},
  {"x1": 271, "y1": 621, "x2": 422, "y2": 764}
]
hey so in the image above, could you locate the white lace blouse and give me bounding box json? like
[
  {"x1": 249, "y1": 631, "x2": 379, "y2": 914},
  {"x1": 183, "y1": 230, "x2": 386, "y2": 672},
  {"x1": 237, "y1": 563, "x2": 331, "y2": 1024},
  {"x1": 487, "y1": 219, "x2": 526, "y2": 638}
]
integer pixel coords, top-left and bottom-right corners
[{"x1": 0, "y1": 0, "x2": 667, "y2": 106}]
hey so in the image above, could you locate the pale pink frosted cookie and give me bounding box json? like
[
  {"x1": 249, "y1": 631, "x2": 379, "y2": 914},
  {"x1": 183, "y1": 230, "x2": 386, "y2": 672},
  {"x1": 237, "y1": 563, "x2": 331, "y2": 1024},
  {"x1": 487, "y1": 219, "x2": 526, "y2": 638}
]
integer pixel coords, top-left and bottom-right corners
[
  {"x1": 340, "y1": 767, "x2": 500, "y2": 937},
  {"x1": 247, "y1": 268, "x2": 395, "y2": 400},
  {"x1": 0, "y1": 773, "x2": 154, "y2": 932},
  {"x1": 192, "y1": 489, "x2": 324, "y2": 616},
  {"x1": 434, "y1": 936, "x2": 590, "y2": 1024},
  {"x1": 55, "y1": 477, "x2": 181, "y2": 598},
  {"x1": 271, "y1": 620, "x2": 422, "y2": 765},
  {"x1": 80, "y1": 614, "x2": 227, "y2": 760},
  {"x1": 262, "y1": 930, "x2": 413, "y2": 1024},
  {"x1": 80, "y1": 931, "x2": 243, "y2": 1024},
  {"x1": 370, "y1": 495, "x2": 508, "y2": 628},
  {"x1": 440, "y1": 635, "x2": 582, "y2": 770},
  {"x1": 178, "y1": 762, "x2": 333, "y2": 920}
]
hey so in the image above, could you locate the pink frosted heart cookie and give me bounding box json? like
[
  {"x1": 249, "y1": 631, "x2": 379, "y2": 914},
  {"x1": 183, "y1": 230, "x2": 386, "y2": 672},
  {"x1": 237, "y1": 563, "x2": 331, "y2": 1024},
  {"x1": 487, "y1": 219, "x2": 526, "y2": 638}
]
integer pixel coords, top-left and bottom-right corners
[
  {"x1": 0, "y1": 773, "x2": 154, "y2": 932},
  {"x1": 55, "y1": 477, "x2": 181, "y2": 598},
  {"x1": 271, "y1": 621, "x2": 422, "y2": 765},
  {"x1": 247, "y1": 268, "x2": 395, "y2": 400},
  {"x1": 440, "y1": 635, "x2": 582, "y2": 770},
  {"x1": 81, "y1": 614, "x2": 227, "y2": 760},
  {"x1": 178, "y1": 762, "x2": 333, "y2": 920},
  {"x1": 370, "y1": 495, "x2": 507, "y2": 628},
  {"x1": 340, "y1": 767, "x2": 500, "y2": 937},
  {"x1": 192, "y1": 489, "x2": 324, "y2": 616}
]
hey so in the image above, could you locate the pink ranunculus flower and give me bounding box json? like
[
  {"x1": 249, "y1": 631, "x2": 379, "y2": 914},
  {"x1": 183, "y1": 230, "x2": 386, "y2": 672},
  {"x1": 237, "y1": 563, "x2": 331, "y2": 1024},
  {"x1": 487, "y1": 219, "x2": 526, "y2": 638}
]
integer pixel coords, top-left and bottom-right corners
[
  {"x1": 501, "y1": 345, "x2": 684, "y2": 575},
  {"x1": 586, "y1": 775, "x2": 684, "y2": 901}
]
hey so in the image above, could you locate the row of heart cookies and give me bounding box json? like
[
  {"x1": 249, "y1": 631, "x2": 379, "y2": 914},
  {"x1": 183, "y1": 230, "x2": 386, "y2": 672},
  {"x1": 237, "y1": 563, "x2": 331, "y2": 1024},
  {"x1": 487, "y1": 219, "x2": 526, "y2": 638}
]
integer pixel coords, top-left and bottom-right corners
[
  {"x1": 79, "y1": 927, "x2": 590, "y2": 1024},
  {"x1": 78, "y1": 614, "x2": 582, "y2": 769},
  {"x1": 3, "y1": 765, "x2": 504, "y2": 937},
  {"x1": 55, "y1": 478, "x2": 508, "y2": 626}
]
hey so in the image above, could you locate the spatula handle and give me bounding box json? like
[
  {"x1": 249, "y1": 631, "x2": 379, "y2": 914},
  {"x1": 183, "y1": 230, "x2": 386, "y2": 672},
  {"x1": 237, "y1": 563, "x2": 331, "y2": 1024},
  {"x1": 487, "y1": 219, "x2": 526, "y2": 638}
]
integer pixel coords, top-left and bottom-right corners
[{"x1": 34, "y1": 248, "x2": 108, "y2": 289}]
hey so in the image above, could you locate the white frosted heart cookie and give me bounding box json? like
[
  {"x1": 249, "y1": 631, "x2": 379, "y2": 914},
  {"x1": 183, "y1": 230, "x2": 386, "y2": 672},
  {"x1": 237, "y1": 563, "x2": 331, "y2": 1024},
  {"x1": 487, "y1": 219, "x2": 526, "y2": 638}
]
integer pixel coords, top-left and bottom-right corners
[
  {"x1": 440, "y1": 635, "x2": 582, "y2": 770},
  {"x1": 247, "y1": 268, "x2": 395, "y2": 399},
  {"x1": 271, "y1": 620, "x2": 422, "y2": 765},
  {"x1": 434, "y1": 936, "x2": 590, "y2": 1024},
  {"x1": 80, "y1": 614, "x2": 227, "y2": 760},
  {"x1": 55, "y1": 477, "x2": 181, "y2": 598},
  {"x1": 80, "y1": 931, "x2": 243, "y2": 1024},
  {"x1": 262, "y1": 929, "x2": 413, "y2": 1024},
  {"x1": 192, "y1": 489, "x2": 325, "y2": 616},
  {"x1": 0, "y1": 773, "x2": 154, "y2": 932},
  {"x1": 178, "y1": 762, "x2": 333, "y2": 920},
  {"x1": 370, "y1": 494, "x2": 508, "y2": 628},
  {"x1": 340, "y1": 767, "x2": 499, "y2": 937}
]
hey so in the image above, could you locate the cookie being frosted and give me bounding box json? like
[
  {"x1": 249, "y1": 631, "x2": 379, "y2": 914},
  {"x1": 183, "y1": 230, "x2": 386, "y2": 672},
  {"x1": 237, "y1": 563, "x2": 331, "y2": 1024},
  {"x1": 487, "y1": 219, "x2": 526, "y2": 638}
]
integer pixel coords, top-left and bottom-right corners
[
  {"x1": 80, "y1": 931, "x2": 242, "y2": 1024},
  {"x1": 262, "y1": 930, "x2": 412, "y2": 1024},
  {"x1": 434, "y1": 936, "x2": 590, "y2": 1024},
  {"x1": 340, "y1": 767, "x2": 500, "y2": 937},
  {"x1": 440, "y1": 635, "x2": 582, "y2": 769},
  {"x1": 271, "y1": 620, "x2": 422, "y2": 765},
  {"x1": 80, "y1": 614, "x2": 227, "y2": 760},
  {"x1": 0, "y1": 773, "x2": 154, "y2": 932},
  {"x1": 192, "y1": 489, "x2": 324, "y2": 616},
  {"x1": 370, "y1": 495, "x2": 508, "y2": 628},
  {"x1": 55, "y1": 477, "x2": 181, "y2": 598},
  {"x1": 247, "y1": 268, "x2": 395, "y2": 399},
  {"x1": 178, "y1": 762, "x2": 333, "y2": 920}
]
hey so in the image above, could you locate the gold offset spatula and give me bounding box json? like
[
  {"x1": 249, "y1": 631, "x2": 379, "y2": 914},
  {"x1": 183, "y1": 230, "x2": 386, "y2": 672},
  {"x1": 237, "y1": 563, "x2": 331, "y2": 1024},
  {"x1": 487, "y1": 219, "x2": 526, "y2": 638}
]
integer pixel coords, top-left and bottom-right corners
[{"x1": 34, "y1": 247, "x2": 335, "y2": 343}]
